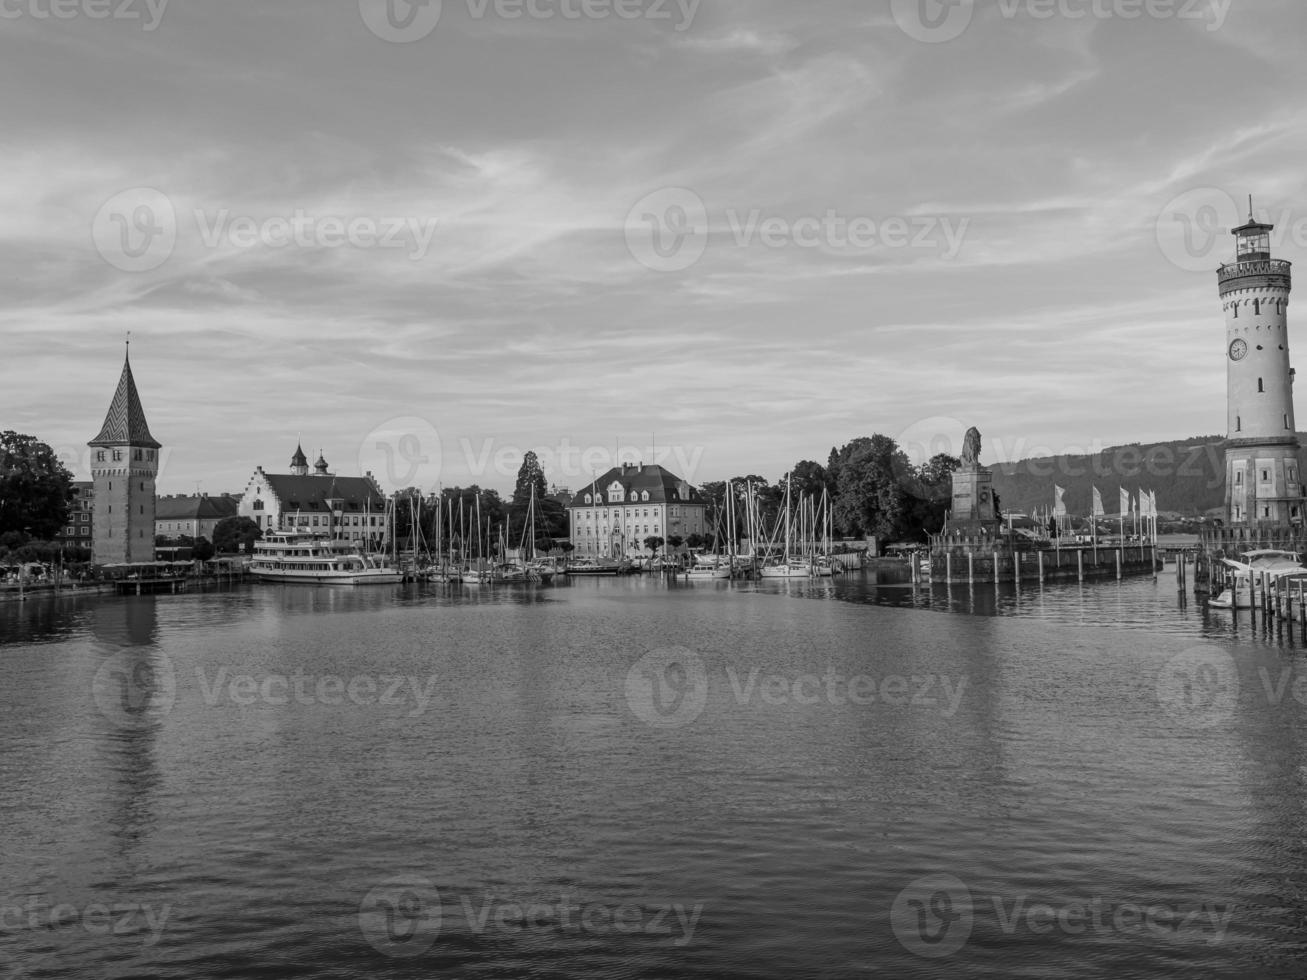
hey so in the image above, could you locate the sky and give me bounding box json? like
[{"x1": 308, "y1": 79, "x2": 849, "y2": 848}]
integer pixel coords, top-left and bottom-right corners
[{"x1": 3, "y1": 0, "x2": 1306, "y2": 497}]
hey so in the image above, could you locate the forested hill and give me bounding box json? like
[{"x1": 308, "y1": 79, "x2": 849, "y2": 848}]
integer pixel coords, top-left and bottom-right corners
[{"x1": 985, "y1": 434, "x2": 1307, "y2": 517}]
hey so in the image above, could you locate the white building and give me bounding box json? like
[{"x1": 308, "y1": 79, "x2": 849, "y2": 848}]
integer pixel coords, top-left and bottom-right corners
[
  {"x1": 239, "y1": 445, "x2": 388, "y2": 544},
  {"x1": 568, "y1": 463, "x2": 707, "y2": 558}
]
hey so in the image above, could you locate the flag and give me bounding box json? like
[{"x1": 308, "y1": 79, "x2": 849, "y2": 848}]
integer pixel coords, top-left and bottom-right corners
[
  {"x1": 1054, "y1": 485, "x2": 1067, "y2": 518},
  {"x1": 1093, "y1": 487, "x2": 1104, "y2": 517},
  {"x1": 1149, "y1": 490, "x2": 1158, "y2": 518},
  {"x1": 1120, "y1": 487, "x2": 1130, "y2": 515}
]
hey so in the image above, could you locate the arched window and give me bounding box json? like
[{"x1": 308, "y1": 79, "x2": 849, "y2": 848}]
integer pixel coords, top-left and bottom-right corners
[{"x1": 253, "y1": 499, "x2": 265, "y2": 511}]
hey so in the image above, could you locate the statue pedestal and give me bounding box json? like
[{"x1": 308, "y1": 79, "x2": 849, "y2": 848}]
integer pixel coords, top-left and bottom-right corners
[{"x1": 950, "y1": 464, "x2": 996, "y2": 523}]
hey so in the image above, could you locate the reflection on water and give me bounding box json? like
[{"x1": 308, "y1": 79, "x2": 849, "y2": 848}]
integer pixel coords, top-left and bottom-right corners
[{"x1": 2, "y1": 571, "x2": 1307, "y2": 978}]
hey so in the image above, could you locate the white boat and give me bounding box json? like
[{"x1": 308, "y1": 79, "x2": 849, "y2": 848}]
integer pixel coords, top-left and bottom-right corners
[
  {"x1": 250, "y1": 532, "x2": 402, "y2": 585},
  {"x1": 759, "y1": 558, "x2": 815, "y2": 579},
  {"x1": 686, "y1": 555, "x2": 731, "y2": 580},
  {"x1": 1209, "y1": 549, "x2": 1305, "y2": 608}
]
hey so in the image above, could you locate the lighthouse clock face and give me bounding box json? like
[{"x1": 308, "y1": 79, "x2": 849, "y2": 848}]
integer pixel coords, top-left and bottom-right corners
[{"x1": 1230, "y1": 339, "x2": 1249, "y2": 362}]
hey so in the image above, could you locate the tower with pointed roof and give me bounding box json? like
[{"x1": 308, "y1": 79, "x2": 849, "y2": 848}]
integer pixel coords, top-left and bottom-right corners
[
  {"x1": 1219, "y1": 203, "x2": 1304, "y2": 525},
  {"x1": 88, "y1": 345, "x2": 161, "y2": 565},
  {"x1": 290, "y1": 444, "x2": 309, "y2": 477}
]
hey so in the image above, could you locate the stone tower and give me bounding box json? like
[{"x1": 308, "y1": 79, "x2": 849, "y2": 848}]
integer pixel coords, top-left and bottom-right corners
[
  {"x1": 1219, "y1": 207, "x2": 1303, "y2": 525},
  {"x1": 88, "y1": 346, "x2": 161, "y2": 565}
]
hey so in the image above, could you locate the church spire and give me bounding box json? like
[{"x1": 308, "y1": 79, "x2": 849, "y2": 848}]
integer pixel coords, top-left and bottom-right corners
[{"x1": 89, "y1": 345, "x2": 160, "y2": 448}]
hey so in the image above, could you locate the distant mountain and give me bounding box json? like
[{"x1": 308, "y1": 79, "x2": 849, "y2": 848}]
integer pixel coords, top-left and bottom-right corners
[{"x1": 987, "y1": 434, "x2": 1307, "y2": 517}]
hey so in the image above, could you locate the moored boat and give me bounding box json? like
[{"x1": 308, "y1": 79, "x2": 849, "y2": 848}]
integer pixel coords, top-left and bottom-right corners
[{"x1": 250, "y1": 532, "x2": 402, "y2": 585}]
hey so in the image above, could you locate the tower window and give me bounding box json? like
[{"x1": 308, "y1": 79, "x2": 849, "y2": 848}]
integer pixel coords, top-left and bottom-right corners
[
  {"x1": 1237, "y1": 417, "x2": 1242, "y2": 432},
  {"x1": 1235, "y1": 471, "x2": 1243, "y2": 485},
  {"x1": 1259, "y1": 378, "x2": 1265, "y2": 392},
  {"x1": 1254, "y1": 300, "x2": 1262, "y2": 315}
]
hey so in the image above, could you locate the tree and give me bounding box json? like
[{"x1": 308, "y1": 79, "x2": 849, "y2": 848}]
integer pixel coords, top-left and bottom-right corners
[
  {"x1": 192, "y1": 537, "x2": 216, "y2": 562},
  {"x1": 512, "y1": 451, "x2": 548, "y2": 507},
  {"x1": 900, "y1": 453, "x2": 960, "y2": 541},
  {"x1": 213, "y1": 516, "x2": 262, "y2": 555},
  {"x1": 666, "y1": 534, "x2": 684, "y2": 553},
  {"x1": 686, "y1": 533, "x2": 706, "y2": 551},
  {"x1": 788, "y1": 460, "x2": 831, "y2": 499},
  {"x1": 0, "y1": 431, "x2": 73, "y2": 541},
  {"x1": 830, "y1": 435, "x2": 913, "y2": 540},
  {"x1": 644, "y1": 535, "x2": 665, "y2": 556}
]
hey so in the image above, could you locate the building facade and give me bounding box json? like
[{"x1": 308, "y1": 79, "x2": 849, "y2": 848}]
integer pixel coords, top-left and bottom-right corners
[
  {"x1": 568, "y1": 463, "x2": 707, "y2": 558},
  {"x1": 238, "y1": 445, "x2": 388, "y2": 544},
  {"x1": 155, "y1": 495, "x2": 240, "y2": 541},
  {"x1": 1220, "y1": 213, "x2": 1304, "y2": 525},
  {"x1": 56, "y1": 482, "x2": 94, "y2": 550},
  {"x1": 88, "y1": 349, "x2": 160, "y2": 565}
]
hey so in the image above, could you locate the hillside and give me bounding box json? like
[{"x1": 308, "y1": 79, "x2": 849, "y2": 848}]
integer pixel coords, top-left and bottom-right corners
[{"x1": 987, "y1": 434, "x2": 1307, "y2": 517}]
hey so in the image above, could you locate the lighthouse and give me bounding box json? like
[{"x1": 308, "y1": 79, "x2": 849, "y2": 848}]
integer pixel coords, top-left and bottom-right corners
[{"x1": 1219, "y1": 206, "x2": 1303, "y2": 525}]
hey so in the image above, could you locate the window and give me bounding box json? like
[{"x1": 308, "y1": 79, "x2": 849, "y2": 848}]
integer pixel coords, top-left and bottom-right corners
[
  {"x1": 1259, "y1": 378, "x2": 1265, "y2": 392},
  {"x1": 134, "y1": 449, "x2": 142, "y2": 461},
  {"x1": 1262, "y1": 470, "x2": 1270, "y2": 482},
  {"x1": 96, "y1": 451, "x2": 105, "y2": 463},
  {"x1": 253, "y1": 500, "x2": 264, "y2": 511},
  {"x1": 113, "y1": 449, "x2": 123, "y2": 462},
  {"x1": 1237, "y1": 417, "x2": 1242, "y2": 432}
]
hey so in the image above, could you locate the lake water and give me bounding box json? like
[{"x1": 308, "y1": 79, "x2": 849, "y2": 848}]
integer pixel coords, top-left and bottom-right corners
[{"x1": 2, "y1": 571, "x2": 1307, "y2": 978}]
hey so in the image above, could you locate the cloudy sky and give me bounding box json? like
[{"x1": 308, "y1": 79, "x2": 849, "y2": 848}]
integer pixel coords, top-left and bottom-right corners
[{"x1": 2, "y1": 0, "x2": 1305, "y2": 496}]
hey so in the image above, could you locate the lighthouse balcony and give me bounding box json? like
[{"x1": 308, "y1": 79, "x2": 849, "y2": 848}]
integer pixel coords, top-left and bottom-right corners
[{"x1": 1218, "y1": 258, "x2": 1292, "y2": 295}]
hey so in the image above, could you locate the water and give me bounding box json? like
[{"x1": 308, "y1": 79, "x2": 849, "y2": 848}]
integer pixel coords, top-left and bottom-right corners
[{"x1": 2, "y1": 573, "x2": 1306, "y2": 978}]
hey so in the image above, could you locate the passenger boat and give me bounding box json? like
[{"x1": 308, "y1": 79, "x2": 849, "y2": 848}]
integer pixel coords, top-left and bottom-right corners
[
  {"x1": 1209, "y1": 550, "x2": 1305, "y2": 609},
  {"x1": 250, "y1": 532, "x2": 402, "y2": 585}
]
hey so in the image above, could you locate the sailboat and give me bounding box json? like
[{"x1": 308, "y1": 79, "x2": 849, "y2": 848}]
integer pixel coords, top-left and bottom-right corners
[{"x1": 760, "y1": 476, "x2": 813, "y2": 579}]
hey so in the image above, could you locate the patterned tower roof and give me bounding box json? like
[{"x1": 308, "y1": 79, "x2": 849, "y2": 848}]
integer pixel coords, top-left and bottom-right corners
[
  {"x1": 89, "y1": 350, "x2": 161, "y2": 449},
  {"x1": 291, "y1": 443, "x2": 309, "y2": 468}
]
